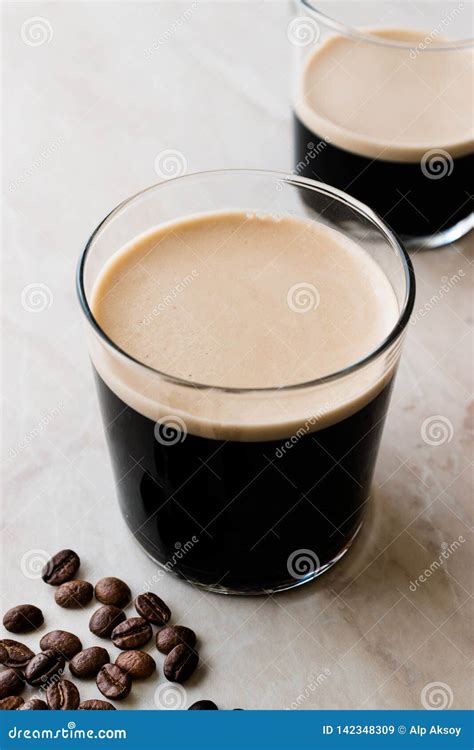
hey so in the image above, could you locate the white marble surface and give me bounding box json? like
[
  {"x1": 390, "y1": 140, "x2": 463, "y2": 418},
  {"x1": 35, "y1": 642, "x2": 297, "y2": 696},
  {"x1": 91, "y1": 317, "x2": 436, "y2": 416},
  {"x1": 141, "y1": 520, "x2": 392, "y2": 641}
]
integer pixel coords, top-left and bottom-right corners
[{"x1": 1, "y1": 1, "x2": 472, "y2": 711}]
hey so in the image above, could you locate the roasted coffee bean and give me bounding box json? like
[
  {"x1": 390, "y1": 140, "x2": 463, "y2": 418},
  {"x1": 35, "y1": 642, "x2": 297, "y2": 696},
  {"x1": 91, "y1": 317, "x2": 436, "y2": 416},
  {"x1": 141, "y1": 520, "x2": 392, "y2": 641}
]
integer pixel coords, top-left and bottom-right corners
[
  {"x1": 0, "y1": 669, "x2": 24, "y2": 699},
  {"x1": 18, "y1": 698, "x2": 49, "y2": 710},
  {"x1": 115, "y1": 650, "x2": 156, "y2": 679},
  {"x1": 69, "y1": 647, "x2": 109, "y2": 679},
  {"x1": 0, "y1": 696, "x2": 24, "y2": 710},
  {"x1": 156, "y1": 626, "x2": 196, "y2": 655},
  {"x1": 96, "y1": 664, "x2": 131, "y2": 701},
  {"x1": 42, "y1": 550, "x2": 80, "y2": 586},
  {"x1": 164, "y1": 644, "x2": 199, "y2": 684},
  {"x1": 135, "y1": 592, "x2": 171, "y2": 625},
  {"x1": 79, "y1": 699, "x2": 116, "y2": 710},
  {"x1": 3, "y1": 604, "x2": 43, "y2": 633},
  {"x1": 111, "y1": 618, "x2": 152, "y2": 650},
  {"x1": 40, "y1": 631, "x2": 82, "y2": 661},
  {"x1": 188, "y1": 700, "x2": 218, "y2": 710},
  {"x1": 95, "y1": 577, "x2": 131, "y2": 608},
  {"x1": 89, "y1": 605, "x2": 125, "y2": 638},
  {"x1": 55, "y1": 580, "x2": 93, "y2": 608},
  {"x1": 0, "y1": 640, "x2": 35, "y2": 669},
  {"x1": 46, "y1": 678, "x2": 80, "y2": 710},
  {"x1": 25, "y1": 650, "x2": 65, "y2": 687}
]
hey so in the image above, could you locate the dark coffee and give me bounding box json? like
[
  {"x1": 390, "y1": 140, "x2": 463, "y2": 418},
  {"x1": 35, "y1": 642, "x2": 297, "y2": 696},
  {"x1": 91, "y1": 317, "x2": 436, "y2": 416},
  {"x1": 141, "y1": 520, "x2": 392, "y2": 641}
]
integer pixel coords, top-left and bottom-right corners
[
  {"x1": 94, "y1": 369, "x2": 394, "y2": 593},
  {"x1": 294, "y1": 27, "x2": 473, "y2": 243},
  {"x1": 294, "y1": 115, "x2": 474, "y2": 239}
]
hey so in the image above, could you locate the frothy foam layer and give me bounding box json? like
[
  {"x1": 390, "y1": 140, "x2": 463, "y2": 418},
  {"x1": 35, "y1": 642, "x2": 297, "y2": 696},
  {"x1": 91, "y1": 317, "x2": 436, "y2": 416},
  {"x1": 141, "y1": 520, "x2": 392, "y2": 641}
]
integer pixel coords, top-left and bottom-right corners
[
  {"x1": 89, "y1": 211, "x2": 401, "y2": 439},
  {"x1": 295, "y1": 28, "x2": 474, "y2": 162}
]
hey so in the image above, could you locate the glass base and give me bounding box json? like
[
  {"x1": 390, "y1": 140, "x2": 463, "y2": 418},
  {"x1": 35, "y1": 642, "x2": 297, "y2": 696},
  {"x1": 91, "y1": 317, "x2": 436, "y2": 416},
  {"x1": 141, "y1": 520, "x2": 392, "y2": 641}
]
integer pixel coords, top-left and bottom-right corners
[
  {"x1": 136, "y1": 520, "x2": 364, "y2": 596},
  {"x1": 402, "y1": 213, "x2": 474, "y2": 251}
]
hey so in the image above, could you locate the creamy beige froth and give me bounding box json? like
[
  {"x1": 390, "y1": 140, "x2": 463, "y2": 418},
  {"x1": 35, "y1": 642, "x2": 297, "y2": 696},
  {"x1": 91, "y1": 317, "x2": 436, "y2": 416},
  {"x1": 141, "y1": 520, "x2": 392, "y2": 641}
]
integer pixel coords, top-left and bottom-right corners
[
  {"x1": 92, "y1": 212, "x2": 398, "y2": 389},
  {"x1": 88, "y1": 211, "x2": 402, "y2": 439},
  {"x1": 295, "y1": 28, "x2": 474, "y2": 161}
]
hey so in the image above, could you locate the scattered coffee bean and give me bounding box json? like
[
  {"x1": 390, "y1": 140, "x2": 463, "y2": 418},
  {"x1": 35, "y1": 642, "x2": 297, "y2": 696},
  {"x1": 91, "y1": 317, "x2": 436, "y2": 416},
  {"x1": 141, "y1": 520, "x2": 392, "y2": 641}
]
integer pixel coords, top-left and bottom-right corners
[
  {"x1": 79, "y1": 699, "x2": 116, "y2": 710},
  {"x1": 42, "y1": 550, "x2": 80, "y2": 586},
  {"x1": 115, "y1": 651, "x2": 156, "y2": 679},
  {"x1": 156, "y1": 626, "x2": 196, "y2": 655},
  {"x1": 25, "y1": 650, "x2": 65, "y2": 687},
  {"x1": 0, "y1": 696, "x2": 24, "y2": 710},
  {"x1": 111, "y1": 617, "x2": 152, "y2": 650},
  {"x1": 18, "y1": 698, "x2": 49, "y2": 710},
  {"x1": 0, "y1": 640, "x2": 35, "y2": 669},
  {"x1": 3, "y1": 604, "x2": 43, "y2": 634},
  {"x1": 46, "y1": 678, "x2": 80, "y2": 710},
  {"x1": 89, "y1": 605, "x2": 126, "y2": 638},
  {"x1": 135, "y1": 592, "x2": 171, "y2": 625},
  {"x1": 97, "y1": 663, "x2": 131, "y2": 701},
  {"x1": 0, "y1": 669, "x2": 24, "y2": 699},
  {"x1": 40, "y1": 631, "x2": 82, "y2": 661},
  {"x1": 55, "y1": 580, "x2": 93, "y2": 609},
  {"x1": 95, "y1": 577, "x2": 131, "y2": 608},
  {"x1": 188, "y1": 700, "x2": 218, "y2": 710},
  {"x1": 164, "y1": 644, "x2": 199, "y2": 684},
  {"x1": 69, "y1": 647, "x2": 109, "y2": 679}
]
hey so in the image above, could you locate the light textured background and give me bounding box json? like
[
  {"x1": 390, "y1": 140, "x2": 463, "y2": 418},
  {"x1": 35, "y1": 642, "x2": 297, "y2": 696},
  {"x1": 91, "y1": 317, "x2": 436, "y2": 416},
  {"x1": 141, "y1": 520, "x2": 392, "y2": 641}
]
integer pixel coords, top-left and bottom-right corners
[{"x1": 1, "y1": 1, "x2": 473, "y2": 710}]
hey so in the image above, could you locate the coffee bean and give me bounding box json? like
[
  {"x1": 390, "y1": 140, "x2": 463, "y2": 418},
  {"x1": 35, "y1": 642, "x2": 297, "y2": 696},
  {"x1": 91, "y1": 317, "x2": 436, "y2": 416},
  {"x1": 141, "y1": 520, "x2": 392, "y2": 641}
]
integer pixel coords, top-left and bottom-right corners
[
  {"x1": 115, "y1": 651, "x2": 156, "y2": 679},
  {"x1": 55, "y1": 580, "x2": 93, "y2": 608},
  {"x1": 18, "y1": 699, "x2": 49, "y2": 710},
  {"x1": 3, "y1": 604, "x2": 43, "y2": 633},
  {"x1": 69, "y1": 647, "x2": 109, "y2": 679},
  {"x1": 95, "y1": 577, "x2": 131, "y2": 608},
  {"x1": 111, "y1": 618, "x2": 152, "y2": 650},
  {"x1": 135, "y1": 592, "x2": 171, "y2": 625},
  {"x1": 164, "y1": 644, "x2": 199, "y2": 684},
  {"x1": 46, "y1": 679, "x2": 80, "y2": 710},
  {"x1": 42, "y1": 550, "x2": 80, "y2": 586},
  {"x1": 40, "y1": 631, "x2": 82, "y2": 661},
  {"x1": 0, "y1": 669, "x2": 24, "y2": 699},
  {"x1": 156, "y1": 626, "x2": 196, "y2": 655},
  {"x1": 0, "y1": 696, "x2": 24, "y2": 710},
  {"x1": 96, "y1": 664, "x2": 131, "y2": 701},
  {"x1": 79, "y1": 699, "x2": 116, "y2": 710},
  {"x1": 89, "y1": 606, "x2": 125, "y2": 638},
  {"x1": 25, "y1": 650, "x2": 65, "y2": 687},
  {"x1": 188, "y1": 700, "x2": 218, "y2": 710},
  {"x1": 0, "y1": 640, "x2": 35, "y2": 669}
]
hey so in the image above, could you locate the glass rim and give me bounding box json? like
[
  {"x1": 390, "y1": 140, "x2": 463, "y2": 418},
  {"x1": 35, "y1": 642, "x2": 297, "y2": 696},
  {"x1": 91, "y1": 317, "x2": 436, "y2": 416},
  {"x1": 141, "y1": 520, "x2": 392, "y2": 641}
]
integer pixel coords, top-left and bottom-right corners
[
  {"x1": 76, "y1": 168, "x2": 415, "y2": 395},
  {"x1": 299, "y1": 0, "x2": 474, "y2": 50}
]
